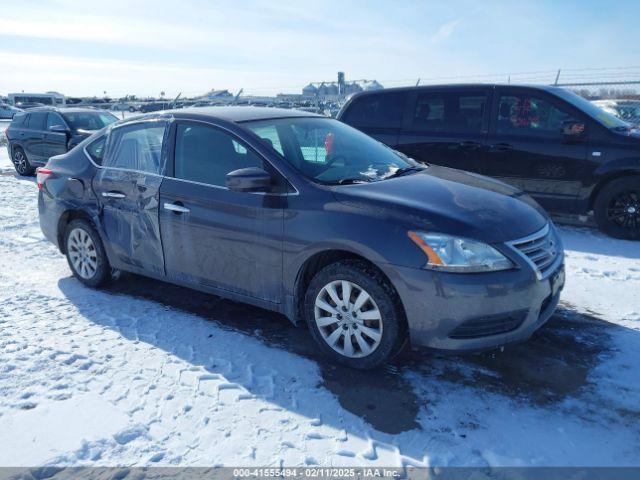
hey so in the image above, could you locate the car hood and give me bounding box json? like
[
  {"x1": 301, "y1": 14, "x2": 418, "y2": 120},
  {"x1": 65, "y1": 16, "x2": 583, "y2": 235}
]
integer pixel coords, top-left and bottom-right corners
[{"x1": 331, "y1": 166, "x2": 548, "y2": 244}]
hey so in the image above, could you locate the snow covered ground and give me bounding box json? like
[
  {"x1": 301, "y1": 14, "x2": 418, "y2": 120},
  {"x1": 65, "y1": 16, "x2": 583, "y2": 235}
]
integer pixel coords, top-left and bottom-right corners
[{"x1": 0, "y1": 146, "x2": 639, "y2": 467}]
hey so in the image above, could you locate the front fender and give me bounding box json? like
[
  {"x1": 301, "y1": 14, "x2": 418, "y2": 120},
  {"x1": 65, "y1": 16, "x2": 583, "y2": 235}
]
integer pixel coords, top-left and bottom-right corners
[{"x1": 594, "y1": 156, "x2": 640, "y2": 177}]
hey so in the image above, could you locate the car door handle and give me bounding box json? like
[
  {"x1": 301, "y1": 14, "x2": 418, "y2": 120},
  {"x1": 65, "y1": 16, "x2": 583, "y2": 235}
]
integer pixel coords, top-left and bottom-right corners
[
  {"x1": 489, "y1": 143, "x2": 513, "y2": 151},
  {"x1": 163, "y1": 202, "x2": 190, "y2": 214},
  {"x1": 101, "y1": 191, "x2": 126, "y2": 199}
]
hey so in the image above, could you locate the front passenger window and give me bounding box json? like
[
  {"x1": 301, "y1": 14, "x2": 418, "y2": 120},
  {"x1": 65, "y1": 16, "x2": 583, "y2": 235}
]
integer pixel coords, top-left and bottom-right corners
[
  {"x1": 46, "y1": 113, "x2": 66, "y2": 130},
  {"x1": 497, "y1": 95, "x2": 578, "y2": 137},
  {"x1": 174, "y1": 124, "x2": 263, "y2": 187}
]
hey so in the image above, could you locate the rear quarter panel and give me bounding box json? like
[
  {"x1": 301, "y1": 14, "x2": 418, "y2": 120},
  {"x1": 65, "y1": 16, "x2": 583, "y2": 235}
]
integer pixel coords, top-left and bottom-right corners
[{"x1": 38, "y1": 147, "x2": 106, "y2": 255}]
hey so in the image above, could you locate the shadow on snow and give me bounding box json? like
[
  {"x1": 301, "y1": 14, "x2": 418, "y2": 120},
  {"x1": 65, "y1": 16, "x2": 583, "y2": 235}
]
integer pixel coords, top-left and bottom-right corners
[{"x1": 58, "y1": 273, "x2": 624, "y2": 436}]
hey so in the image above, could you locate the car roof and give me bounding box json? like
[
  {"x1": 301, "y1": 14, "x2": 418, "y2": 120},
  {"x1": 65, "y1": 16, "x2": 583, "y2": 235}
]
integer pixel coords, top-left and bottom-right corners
[
  {"x1": 168, "y1": 106, "x2": 323, "y2": 123},
  {"x1": 24, "y1": 106, "x2": 112, "y2": 114},
  {"x1": 349, "y1": 83, "x2": 568, "y2": 96}
]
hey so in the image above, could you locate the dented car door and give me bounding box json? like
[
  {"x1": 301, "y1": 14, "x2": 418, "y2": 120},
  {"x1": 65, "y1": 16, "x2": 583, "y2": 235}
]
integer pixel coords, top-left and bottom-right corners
[{"x1": 92, "y1": 120, "x2": 167, "y2": 277}]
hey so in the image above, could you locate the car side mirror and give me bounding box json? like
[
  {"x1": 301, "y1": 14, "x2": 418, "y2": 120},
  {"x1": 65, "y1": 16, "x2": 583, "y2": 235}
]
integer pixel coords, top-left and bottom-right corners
[
  {"x1": 561, "y1": 121, "x2": 586, "y2": 140},
  {"x1": 226, "y1": 167, "x2": 272, "y2": 192},
  {"x1": 49, "y1": 125, "x2": 70, "y2": 134}
]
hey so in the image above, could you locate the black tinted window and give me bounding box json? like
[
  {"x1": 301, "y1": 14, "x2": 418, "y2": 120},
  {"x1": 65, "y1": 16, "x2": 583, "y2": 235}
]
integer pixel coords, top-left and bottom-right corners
[
  {"x1": 11, "y1": 113, "x2": 27, "y2": 127},
  {"x1": 63, "y1": 112, "x2": 117, "y2": 130},
  {"x1": 342, "y1": 92, "x2": 406, "y2": 129},
  {"x1": 174, "y1": 123, "x2": 263, "y2": 187},
  {"x1": 411, "y1": 92, "x2": 486, "y2": 133},
  {"x1": 46, "y1": 113, "x2": 66, "y2": 130},
  {"x1": 27, "y1": 112, "x2": 47, "y2": 130},
  {"x1": 497, "y1": 94, "x2": 578, "y2": 137},
  {"x1": 86, "y1": 136, "x2": 106, "y2": 165},
  {"x1": 106, "y1": 123, "x2": 165, "y2": 174}
]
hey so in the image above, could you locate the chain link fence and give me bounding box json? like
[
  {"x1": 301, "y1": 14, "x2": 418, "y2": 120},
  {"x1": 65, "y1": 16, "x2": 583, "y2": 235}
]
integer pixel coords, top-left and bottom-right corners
[{"x1": 318, "y1": 70, "x2": 636, "y2": 121}]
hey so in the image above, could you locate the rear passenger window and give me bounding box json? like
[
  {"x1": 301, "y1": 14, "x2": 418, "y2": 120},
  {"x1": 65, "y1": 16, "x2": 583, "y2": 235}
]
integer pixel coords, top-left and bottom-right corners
[
  {"x1": 86, "y1": 136, "x2": 106, "y2": 165},
  {"x1": 411, "y1": 92, "x2": 486, "y2": 133},
  {"x1": 174, "y1": 123, "x2": 263, "y2": 187},
  {"x1": 11, "y1": 113, "x2": 27, "y2": 127},
  {"x1": 342, "y1": 92, "x2": 406, "y2": 129},
  {"x1": 106, "y1": 122, "x2": 166, "y2": 174}
]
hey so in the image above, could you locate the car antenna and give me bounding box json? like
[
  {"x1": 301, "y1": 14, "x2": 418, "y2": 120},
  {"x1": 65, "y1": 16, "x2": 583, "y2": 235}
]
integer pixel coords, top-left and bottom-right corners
[{"x1": 170, "y1": 92, "x2": 182, "y2": 109}]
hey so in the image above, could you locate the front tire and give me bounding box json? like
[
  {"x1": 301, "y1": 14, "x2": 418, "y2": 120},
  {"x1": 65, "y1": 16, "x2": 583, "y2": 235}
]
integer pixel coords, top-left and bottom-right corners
[
  {"x1": 304, "y1": 260, "x2": 406, "y2": 369},
  {"x1": 594, "y1": 177, "x2": 640, "y2": 240},
  {"x1": 12, "y1": 147, "x2": 35, "y2": 176},
  {"x1": 64, "y1": 219, "x2": 112, "y2": 287}
]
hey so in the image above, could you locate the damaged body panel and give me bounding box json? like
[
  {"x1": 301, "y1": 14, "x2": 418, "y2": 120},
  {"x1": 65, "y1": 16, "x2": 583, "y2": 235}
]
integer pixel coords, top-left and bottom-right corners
[
  {"x1": 93, "y1": 167, "x2": 165, "y2": 276},
  {"x1": 91, "y1": 118, "x2": 168, "y2": 277}
]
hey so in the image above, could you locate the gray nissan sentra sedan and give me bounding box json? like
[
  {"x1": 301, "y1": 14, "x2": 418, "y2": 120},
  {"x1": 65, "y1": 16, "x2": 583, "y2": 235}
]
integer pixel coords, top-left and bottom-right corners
[{"x1": 37, "y1": 107, "x2": 565, "y2": 369}]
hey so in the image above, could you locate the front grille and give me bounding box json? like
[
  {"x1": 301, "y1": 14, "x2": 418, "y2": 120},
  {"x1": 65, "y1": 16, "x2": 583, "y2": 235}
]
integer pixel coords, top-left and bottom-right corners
[
  {"x1": 449, "y1": 311, "x2": 527, "y2": 339},
  {"x1": 508, "y1": 224, "x2": 560, "y2": 279}
]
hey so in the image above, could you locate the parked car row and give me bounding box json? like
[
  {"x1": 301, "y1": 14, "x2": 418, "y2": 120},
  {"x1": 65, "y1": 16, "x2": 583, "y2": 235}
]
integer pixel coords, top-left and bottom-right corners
[
  {"x1": 337, "y1": 84, "x2": 640, "y2": 239},
  {"x1": 0, "y1": 103, "x2": 23, "y2": 119}
]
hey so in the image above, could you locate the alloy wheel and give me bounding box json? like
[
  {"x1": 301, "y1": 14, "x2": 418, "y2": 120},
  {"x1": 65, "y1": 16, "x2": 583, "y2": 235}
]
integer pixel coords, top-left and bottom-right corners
[
  {"x1": 314, "y1": 280, "x2": 383, "y2": 358},
  {"x1": 67, "y1": 228, "x2": 99, "y2": 279},
  {"x1": 607, "y1": 190, "x2": 640, "y2": 231},
  {"x1": 13, "y1": 150, "x2": 27, "y2": 175}
]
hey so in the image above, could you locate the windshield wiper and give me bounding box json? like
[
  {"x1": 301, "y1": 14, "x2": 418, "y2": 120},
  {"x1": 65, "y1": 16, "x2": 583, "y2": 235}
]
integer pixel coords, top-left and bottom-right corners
[
  {"x1": 385, "y1": 165, "x2": 426, "y2": 179},
  {"x1": 328, "y1": 177, "x2": 373, "y2": 185}
]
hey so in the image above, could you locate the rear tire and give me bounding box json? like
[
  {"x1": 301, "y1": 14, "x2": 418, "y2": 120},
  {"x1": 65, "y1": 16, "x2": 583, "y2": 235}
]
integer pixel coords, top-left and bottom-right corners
[
  {"x1": 12, "y1": 147, "x2": 35, "y2": 176},
  {"x1": 594, "y1": 177, "x2": 640, "y2": 240},
  {"x1": 304, "y1": 260, "x2": 406, "y2": 369},
  {"x1": 64, "y1": 219, "x2": 112, "y2": 288}
]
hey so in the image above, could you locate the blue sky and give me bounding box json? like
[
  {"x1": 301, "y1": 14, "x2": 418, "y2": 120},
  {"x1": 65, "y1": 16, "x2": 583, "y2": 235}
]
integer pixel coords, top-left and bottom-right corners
[{"x1": 1, "y1": 0, "x2": 638, "y2": 97}]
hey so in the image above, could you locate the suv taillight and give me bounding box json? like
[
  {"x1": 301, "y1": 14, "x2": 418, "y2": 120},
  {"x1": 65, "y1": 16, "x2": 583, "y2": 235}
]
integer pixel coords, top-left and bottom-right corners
[{"x1": 36, "y1": 168, "x2": 53, "y2": 189}]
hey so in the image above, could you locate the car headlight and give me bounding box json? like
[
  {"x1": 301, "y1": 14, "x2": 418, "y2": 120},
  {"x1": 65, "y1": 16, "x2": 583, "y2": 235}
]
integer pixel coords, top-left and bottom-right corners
[{"x1": 408, "y1": 231, "x2": 514, "y2": 273}]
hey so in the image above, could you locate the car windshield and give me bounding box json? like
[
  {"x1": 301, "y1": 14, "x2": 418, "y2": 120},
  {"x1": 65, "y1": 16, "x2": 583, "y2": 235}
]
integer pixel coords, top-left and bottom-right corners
[
  {"x1": 554, "y1": 88, "x2": 630, "y2": 129},
  {"x1": 62, "y1": 111, "x2": 118, "y2": 130},
  {"x1": 244, "y1": 117, "x2": 419, "y2": 184},
  {"x1": 608, "y1": 103, "x2": 640, "y2": 124}
]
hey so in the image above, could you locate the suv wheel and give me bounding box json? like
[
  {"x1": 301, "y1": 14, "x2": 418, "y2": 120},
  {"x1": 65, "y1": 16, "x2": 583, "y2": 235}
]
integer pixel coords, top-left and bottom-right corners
[
  {"x1": 12, "y1": 147, "x2": 35, "y2": 176},
  {"x1": 64, "y1": 219, "x2": 112, "y2": 287},
  {"x1": 594, "y1": 177, "x2": 640, "y2": 240},
  {"x1": 304, "y1": 260, "x2": 406, "y2": 369}
]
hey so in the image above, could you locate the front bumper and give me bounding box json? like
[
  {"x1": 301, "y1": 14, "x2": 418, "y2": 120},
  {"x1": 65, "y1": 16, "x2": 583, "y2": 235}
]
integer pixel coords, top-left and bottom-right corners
[{"x1": 386, "y1": 256, "x2": 565, "y2": 352}]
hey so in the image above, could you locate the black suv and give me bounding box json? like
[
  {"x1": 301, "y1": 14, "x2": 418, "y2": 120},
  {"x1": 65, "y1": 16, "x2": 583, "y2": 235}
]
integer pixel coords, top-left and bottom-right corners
[
  {"x1": 5, "y1": 107, "x2": 118, "y2": 175},
  {"x1": 338, "y1": 84, "x2": 640, "y2": 239}
]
